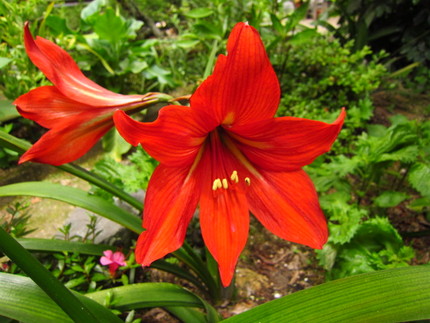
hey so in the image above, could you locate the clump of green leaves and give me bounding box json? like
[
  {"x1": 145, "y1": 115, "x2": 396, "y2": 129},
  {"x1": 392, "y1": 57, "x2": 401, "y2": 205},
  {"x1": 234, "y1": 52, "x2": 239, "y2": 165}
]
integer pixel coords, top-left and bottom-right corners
[
  {"x1": 91, "y1": 146, "x2": 157, "y2": 203},
  {"x1": 45, "y1": 0, "x2": 175, "y2": 93},
  {"x1": 0, "y1": 0, "x2": 51, "y2": 99},
  {"x1": 0, "y1": 202, "x2": 35, "y2": 238},
  {"x1": 310, "y1": 115, "x2": 429, "y2": 280},
  {"x1": 320, "y1": 217, "x2": 415, "y2": 280},
  {"x1": 275, "y1": 35, "x2": 386, "y2": 128}
]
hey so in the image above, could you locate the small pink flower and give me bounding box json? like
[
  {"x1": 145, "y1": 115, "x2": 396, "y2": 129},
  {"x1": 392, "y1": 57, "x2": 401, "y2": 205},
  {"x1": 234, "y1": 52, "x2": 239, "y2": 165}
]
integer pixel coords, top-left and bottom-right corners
[{"x1": 100, "y1": 250, "x2": 126, "y2": 277}]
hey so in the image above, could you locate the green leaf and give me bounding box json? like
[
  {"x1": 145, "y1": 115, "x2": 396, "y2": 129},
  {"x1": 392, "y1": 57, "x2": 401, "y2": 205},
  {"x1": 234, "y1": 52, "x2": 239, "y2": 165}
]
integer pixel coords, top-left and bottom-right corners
[
  {"x1": 225, "y1": 266, "x2": 430, "y2": 323},
  {"x1": 0, "y1": 57, "x2": 12, "y2": 69},
  {"x1": 86, "y1": 283, "x2": 221, "y2": 322},
  {"x1": 184, "y1": 8, "x2": 213, "y2": 19},
  {"x1": 328, "y1": 217, "x2": 413, "y2": 279},
  {"x1": 93, "y1": 8, "x2": 128, "y2": 44},
  {"x1": 0, "y1": 273, "x2": 73, "y2": 323},
  {"x1": 320, "y1": 192, "x2": 366, "y2": 244},
  {"x1": 102, "y1": 128, "x2": 132, "y2": 161},
  {"x1": 175, "y1": 39, "x2": 200, "y2": 49},
  {"x1": 289, "y1": 29, "x2": 318, "y2": 45},
  {"x1": 0, "y1": 130, "x2": 143, "y2": 211},
  {"x1": 0, "y1": 182, "x2": 142, "y2": 234},
  {"x1": 285, "y1": 1, "x2": 309, "y2": 33},
  {"x1": 270, "y1": 14, "x2": 284, "y2": 34},
  {"x1": 367, "y1": 124, "x2": 387, "y2": 137},
  {"x1": 81, "y1": 0, "x2": 107, "y2": 21},
  {"x1": 379, "y1": 145, "x2": 419, "y2": 163},
  {"x1": 374, "y1": 191, "x2": 409, "y2": 208},
  {"x1": 408, "y1": 197, "x2": 430, "y2": 210},
  {"x1": 408, "y1": 163, "x2": 430, "y2": 197},
  {"x1": 45, "y1": 15, "x2": 73, "y2": 36},
  {"x1": 0, "y1": 273, "x2": 122, "y2": 323},
  {"x1": 16, "y1": 238, "x2": 112, "y2": 255},
  {"x1": 0, "y1": 100, "x2": 20, "y2": 122}
]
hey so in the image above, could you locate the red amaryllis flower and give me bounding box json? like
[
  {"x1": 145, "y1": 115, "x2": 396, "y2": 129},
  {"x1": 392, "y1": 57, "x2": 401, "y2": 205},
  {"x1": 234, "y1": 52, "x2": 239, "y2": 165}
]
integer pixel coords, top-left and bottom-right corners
[
  {"x1": 14, "y1": 23, "x2": 162, "y2": 166},
  {"x1": 114, "y1": 22, "x2": 346, "y2": 287}
]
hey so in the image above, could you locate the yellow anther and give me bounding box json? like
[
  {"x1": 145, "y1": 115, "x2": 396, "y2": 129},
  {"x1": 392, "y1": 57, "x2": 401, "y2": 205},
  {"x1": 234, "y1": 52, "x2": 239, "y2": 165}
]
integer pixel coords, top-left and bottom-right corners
[
  {"x1": 222, "y1": 178, "x2": 229, "y2": 189},
  {"x1": 212, "y1": 178, "x2": 222, "y2": 191},
  {"x1": 230, "y1": 170, "x2": 239, "y2": 183},
  {"x1": 245, "y1": 177, "x2": 251, "y2": 186}
]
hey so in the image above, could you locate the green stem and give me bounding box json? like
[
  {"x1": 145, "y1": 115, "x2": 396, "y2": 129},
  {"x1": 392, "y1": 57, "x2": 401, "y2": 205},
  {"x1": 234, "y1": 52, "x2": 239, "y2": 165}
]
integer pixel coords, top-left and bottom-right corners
[
  {"x1": 203, "y1": 40, "x2": 220, "y2": 79},
  {"x1": 59, "y1": 163, "x2": 143, "y2": 211},
  {"x1": 0, "y1": 130, "x2": 142, "y2": 211},
  {"x1": 174, "y1": 242, "x2": 221, "y2": 302},
  {"x1": 0, "y1": 226, "x2": 99, "y2": 322}
]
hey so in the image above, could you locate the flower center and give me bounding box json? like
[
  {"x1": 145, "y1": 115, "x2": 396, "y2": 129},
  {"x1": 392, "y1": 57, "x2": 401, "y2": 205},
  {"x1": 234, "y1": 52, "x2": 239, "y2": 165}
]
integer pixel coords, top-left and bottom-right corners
[
  {"x1": 207, "y1": 128, "x2": 253, "y2": 195},
  {"x1": 211, "y1": 170, "x2": 251, "y2": 192}
]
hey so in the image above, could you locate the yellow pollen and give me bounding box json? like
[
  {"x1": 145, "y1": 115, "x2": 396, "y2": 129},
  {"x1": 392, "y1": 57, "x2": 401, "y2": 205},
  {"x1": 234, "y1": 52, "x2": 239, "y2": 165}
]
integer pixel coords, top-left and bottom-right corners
[
  {"x1": 212, "y1": 178, "x2": 222, "y2": 191},
  {"x1": 230, "y1": 170, "x2": 239, "y2": 183},
  {"x1": 222, "y1": 178, "x2": 229, "y2": 189},
  {"x1": 245, "y1": 177, "x2": 251, "y2": 186}
]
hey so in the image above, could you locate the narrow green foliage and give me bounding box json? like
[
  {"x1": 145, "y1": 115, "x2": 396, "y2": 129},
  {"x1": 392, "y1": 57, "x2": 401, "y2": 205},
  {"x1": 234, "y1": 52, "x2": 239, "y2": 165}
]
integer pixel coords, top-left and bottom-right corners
[{"x1": 225, "y1": 266, "x2": 430, "y2": 323}]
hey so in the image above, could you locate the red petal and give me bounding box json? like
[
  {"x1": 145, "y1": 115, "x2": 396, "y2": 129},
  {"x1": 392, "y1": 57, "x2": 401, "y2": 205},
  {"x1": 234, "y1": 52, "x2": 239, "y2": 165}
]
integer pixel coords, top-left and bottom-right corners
[
  {"x1": 14, "y1": 86, "x2": 112, "y2": 129},
  {"x1": 190, "y1": 22, "x2": 280, "y2": 125},
  {"x1": 247, "y1": 169, "x2": 328, "y2": 249},
  {"x1": 114, "y1": 107, "x2": 216, "y2": 167},
  {"x1": 196, "y1": 137, "x2": 250, "y2": 287},
  {"x1": 23, "y1": 23, "x2": 145, "y2": 107},
  {"x1": 19, "y1": 117, "x2": 112, "y2": 165},
  {"x1": 135, "y1": 165, "x2": 199, "y2": 266},
  {"x1": 229, "y1": 109, "x2": 346, "y2": 171}
]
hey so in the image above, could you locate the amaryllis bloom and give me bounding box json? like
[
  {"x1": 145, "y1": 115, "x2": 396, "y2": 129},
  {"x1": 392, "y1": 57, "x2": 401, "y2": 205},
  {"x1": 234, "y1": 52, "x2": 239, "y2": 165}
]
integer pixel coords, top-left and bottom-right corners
[
  {"x1": 114, "y1": 22, "x2": 346, "y2": 287},
  {"x1": 14, "y1": 23, "x2": 162, "y2": 166},
  {"x1": 100, "y1": 250, "x2": 126, "y2": 277}
]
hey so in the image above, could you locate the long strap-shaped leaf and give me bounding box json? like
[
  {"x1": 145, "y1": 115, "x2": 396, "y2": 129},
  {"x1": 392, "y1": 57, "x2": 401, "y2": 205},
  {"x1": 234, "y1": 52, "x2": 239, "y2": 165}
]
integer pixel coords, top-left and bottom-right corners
[
  {"x1": 0, "y1": 130, "x2": 142, "y2": 211},
  {"x1": 0, "y1": 226, "x2": 121, "y2": 323},
  {"x1": 224, "y1": 265, "x2": 430, "y2": 323},
  {"x1": 16, "y1": 238, "x2": 113, "y2": 255},
  {"x1": 0, "y1": 181, "x2": 142, "y2": 233},
  {"x1": 0, "y1": 273, "x2": 220, "y2": 323},
  {"x1": 86, "y1": 283, "x2": 221, "y2": 322},
  {"x1": 0, "y1": 273, "x2": 121, "y2": 323}
]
